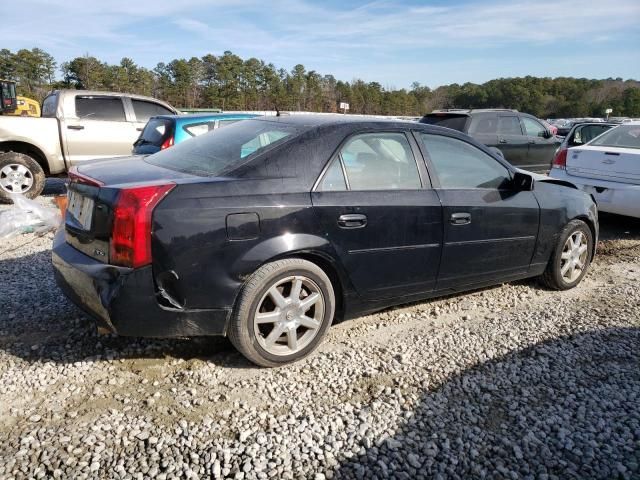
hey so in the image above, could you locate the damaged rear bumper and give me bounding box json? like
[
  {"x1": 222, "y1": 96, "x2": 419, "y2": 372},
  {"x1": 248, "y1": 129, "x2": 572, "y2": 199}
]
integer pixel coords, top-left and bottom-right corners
[{"x1": 51, "y1": 230, "x2": 230, "y2": 337}]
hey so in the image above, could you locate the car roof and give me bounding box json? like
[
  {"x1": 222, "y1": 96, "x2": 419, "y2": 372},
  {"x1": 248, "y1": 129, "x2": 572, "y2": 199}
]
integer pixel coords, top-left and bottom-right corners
[
  {"x1": 250, "y1": 114, "x2": 420, "y2": 128},
  {"x1": 153, "y1": 112, "x2": 261, "y2": 121}
]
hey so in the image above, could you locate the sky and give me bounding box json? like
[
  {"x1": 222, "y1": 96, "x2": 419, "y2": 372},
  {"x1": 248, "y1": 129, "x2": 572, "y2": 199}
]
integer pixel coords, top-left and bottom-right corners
[{"x1": 2, "y1": 0, "x2": 640, "y2": 88}]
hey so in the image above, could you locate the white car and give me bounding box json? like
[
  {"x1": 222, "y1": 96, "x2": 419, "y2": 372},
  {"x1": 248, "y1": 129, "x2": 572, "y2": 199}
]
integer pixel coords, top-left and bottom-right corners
[{"x1": 549, "y1": 122, "x2": 640, "y2": 218}]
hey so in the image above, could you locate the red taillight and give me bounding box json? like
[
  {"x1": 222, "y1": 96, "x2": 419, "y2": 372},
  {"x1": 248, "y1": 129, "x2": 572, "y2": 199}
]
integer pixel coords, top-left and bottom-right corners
[
  {"x1": 68, "y1": 167, "x2": 104, "y2": 187},
  {"x1": 110, "y1": 183, "x2": 175, "y2": 268},
  {"x1": 552, "y1": 149, "x2": 568, "y2": 169},
  {"x1": 160, "y1": 136, "x2": 174, "y2": 150}
]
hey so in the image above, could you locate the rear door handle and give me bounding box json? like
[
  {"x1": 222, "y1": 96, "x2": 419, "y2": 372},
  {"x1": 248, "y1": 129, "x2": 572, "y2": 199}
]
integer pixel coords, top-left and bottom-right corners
[
  {"x1": 528, "y1": 140, "x2": 536, "y2": 144},
  {"x1": 450, "y1": 212, "x2": 471, "y2": 225},
  {"x1": 499, "y1": 139, "x2": 507, "y2": 144},
  {"x1": 67, "y1": 125, "x2": 84, "y2": 130},
  {"x1": 338, "y1": 214, "x2": 367, "y2": 229}
]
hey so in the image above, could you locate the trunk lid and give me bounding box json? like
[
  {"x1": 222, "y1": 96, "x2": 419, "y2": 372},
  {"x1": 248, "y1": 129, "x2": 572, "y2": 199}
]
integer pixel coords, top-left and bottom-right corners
[
  {"x1": 65, "y1": 156, "x2": 196, "y2": 263},
  {"x1": 566, "y1": 146, "x2": 640, "y2": 185}
]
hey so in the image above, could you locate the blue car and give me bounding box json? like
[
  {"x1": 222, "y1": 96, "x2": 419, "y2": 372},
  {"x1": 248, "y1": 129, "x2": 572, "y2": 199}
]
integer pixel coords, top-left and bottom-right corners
[{"x1": 132, "y1": 113, "x2": 261, "y2": 155}]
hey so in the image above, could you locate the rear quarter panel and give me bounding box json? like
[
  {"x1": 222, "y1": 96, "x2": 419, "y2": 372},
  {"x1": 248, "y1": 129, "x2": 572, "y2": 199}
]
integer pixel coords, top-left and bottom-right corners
[
  {"x1": 530, "y1": 181, "x2": 598, "y2": 269},
  {"x1": 0, "y1": 116, "x2": 65, "y2": 173}
]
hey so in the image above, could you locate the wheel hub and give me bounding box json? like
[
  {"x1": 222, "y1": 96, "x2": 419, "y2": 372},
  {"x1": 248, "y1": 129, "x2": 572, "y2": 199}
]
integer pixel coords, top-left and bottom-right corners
[
  {"x1": 253, "y1": 275, "x2": 325, "y2": 356},
  {"x1": 0, "y1": 163, "x2": 34, "y2": 194}
]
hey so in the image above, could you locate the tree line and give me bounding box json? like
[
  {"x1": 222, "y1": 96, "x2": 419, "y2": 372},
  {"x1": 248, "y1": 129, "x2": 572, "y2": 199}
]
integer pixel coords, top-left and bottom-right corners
[{"x1": 1, "y1": 47, "x2": 639, "y2": 118}]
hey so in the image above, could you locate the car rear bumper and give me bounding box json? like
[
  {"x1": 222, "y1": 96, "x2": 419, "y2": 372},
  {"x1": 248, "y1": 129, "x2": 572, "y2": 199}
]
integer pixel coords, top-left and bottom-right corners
[
  {"x1": 549, "y1": 168, "x2": 640, "y2": 219},
  {"x1": 52, "y1": 229, "x2": 230, "y2": 337}
]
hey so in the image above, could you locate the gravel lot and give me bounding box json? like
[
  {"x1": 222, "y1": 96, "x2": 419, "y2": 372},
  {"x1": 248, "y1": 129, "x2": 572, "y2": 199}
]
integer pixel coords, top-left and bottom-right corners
[{"x1": 0, "y1": 181, "x2": 639, "y2": 479}]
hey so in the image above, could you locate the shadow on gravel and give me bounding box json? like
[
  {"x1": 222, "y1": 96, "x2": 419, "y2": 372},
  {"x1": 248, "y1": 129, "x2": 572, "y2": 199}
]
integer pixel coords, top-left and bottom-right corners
[
  {"x1": 0, "y1": 250, "x2": 245, "y2": 368},
  {"x1": 334, "y1": 327, "x2": 640, "y2": 480},
  {"x1": 599, "y1": 212, "x2": 640, "y2": 241}
]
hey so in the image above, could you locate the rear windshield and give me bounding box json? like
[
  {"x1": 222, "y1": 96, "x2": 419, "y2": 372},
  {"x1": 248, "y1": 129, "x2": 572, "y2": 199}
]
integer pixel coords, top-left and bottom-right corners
[
  {"x1": 138, "y1": 118, "x2": 173, "y2": 146},
  {"x1": 420, "y1": 114, "x2": 468, "y2": 132},
  {"x1": 589, "y1": 125, "x2": 640, "y2": 149},
  {"x1": 146, "y1": 119, "x2": 300, "y2": 176}
]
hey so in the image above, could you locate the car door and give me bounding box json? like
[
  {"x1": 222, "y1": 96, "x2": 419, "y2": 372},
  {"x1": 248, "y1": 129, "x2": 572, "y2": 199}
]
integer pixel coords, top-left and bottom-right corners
[
  {"x1": 521, "y1": 116, "x2": 559, "y2": 172},
  {"x1": 61, "y1": 95, "x2": 136, "y2": 164},
  {"x1": 496, "y1": 114, "x2": 528, "y2": 167},
  {"x1": 415, "y1": 132, "x2": 540, "y2": 290},
  {"x1": 311, "y1": 131, "x2": 443, "y2": 300}
]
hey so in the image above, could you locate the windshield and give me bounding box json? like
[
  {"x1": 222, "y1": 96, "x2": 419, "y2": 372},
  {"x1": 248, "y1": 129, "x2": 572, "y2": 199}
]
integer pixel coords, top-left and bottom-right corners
[
  {"x1": 589, "y1": 125, "x2": 640, "y2": 150},
  {"x1": 146, "y1": 119, "x2": 300, "y2": 176},
  {"x1": 420, "y1": 114, "x2": 469, "y2": 132}
]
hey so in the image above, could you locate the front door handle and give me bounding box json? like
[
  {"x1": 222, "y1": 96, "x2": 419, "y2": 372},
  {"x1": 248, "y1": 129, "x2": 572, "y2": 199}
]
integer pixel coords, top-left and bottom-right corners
[
  {"x1": 67, "y1": 125, "x2": 84, "y2": 130},
  {"x1": 528, "y1": 140, "x2": 536, "y2": 144},
  {"x1": 338, "y1": 214, "x2": 367, "y2": 229},
  {"x1": 450, "y1": 212, "x2": 471, "y2": 225},
  {"x1": 498, "y1": 138, "x2": 507, "y2": 144}
]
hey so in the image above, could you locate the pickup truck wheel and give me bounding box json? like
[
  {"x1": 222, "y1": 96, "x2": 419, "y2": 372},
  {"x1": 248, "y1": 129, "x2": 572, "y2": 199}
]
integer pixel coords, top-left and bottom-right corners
[{"x1": 0, "y1": 152, "x2": 46, "y2": 202}]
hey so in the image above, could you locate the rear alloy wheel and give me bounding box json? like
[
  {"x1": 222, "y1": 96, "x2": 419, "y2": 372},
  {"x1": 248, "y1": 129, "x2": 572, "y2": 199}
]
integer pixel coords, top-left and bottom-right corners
[
  {"x1": 541, "y1": 219, "x2": 593, "y2": 290},
  {"x1": 229, "y1": 259, "x2": 335, "y2": 367},
  {"x1": 0, "y1": 152, "x2": 46, "y2": 202}
]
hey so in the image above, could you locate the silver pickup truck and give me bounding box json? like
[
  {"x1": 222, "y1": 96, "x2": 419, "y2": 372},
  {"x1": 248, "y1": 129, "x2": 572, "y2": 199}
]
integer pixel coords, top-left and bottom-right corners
[{"x1": 0, "y1": 89, "x2": 177, "y2": 201}]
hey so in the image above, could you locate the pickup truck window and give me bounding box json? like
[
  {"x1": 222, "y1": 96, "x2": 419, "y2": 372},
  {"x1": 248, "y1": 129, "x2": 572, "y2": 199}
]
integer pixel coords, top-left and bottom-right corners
[
  {"x1": 132, "y1": 99, "x2": 174, "y2": 123},
  {"x1": 75, "y1": 96, "x2": 125, "y2": 121},
  {"x1": 41, "y1": 95, "x2": 57, "y2": 117}
]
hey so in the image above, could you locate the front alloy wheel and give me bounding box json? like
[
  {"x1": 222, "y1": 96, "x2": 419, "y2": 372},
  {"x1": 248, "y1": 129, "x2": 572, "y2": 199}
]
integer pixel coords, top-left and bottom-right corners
[
  {"x1": 541, "y1": 219, "x2": 593, "y2": 290},
  {"x1": 559, "y1": 230, "x2": 589, "y2": 283}
]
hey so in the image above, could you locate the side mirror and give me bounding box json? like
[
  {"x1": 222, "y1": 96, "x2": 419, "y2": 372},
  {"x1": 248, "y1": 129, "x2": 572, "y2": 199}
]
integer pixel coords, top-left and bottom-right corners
[{"x1": 513, "y1": 171, "x2": 534, "y2": 191}]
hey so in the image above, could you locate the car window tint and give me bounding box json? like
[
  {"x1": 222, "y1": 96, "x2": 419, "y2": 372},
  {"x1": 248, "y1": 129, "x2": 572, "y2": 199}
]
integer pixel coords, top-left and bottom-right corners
[
  {"x1": 522, "y1": 117, "x2": 546, "y2": 137},
  {"x1": 132, "y1": 100, "x2": 174, "y2": 123},
  {"x1": 318, "y1": 158, "x2": 347, "y2": 191},
  {"x1": 183, "y1": 121, "x2": 215, "y2": 137},
  {"x1": 218, "y1": 119, "x2": 240, "y2": 128},
  {"x1": 339, "y1": 133, "x2": 421, "y2": 191},
  {"x1": 420, "y1": 133, "x2": 511, "y2": 189},
  {"x1": 497, "y1": 116, "x2": 522, "y2": 135},
  {"x1": 468, "y1": 116, "x2": 498, "y2": 135},
  {"x1": 147, "y1": 119, "x2": 299, "y2": 177},
  {"x1": 572, "y1": 125, "x2": 612, "y2": 145},
  {"x1": 75, "y1": 96, "x2": 126, "y2": 121},
  {"x1": 421, "y1": 114, "x2": 468, "y2": 132},
  {"x1": 138, "y1": 118, "x2": 172, "y2": 146}
]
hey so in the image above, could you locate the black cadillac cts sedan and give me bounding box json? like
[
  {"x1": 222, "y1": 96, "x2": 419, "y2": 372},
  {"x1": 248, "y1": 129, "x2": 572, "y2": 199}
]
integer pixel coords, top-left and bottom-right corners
[{"x1": 53, "y1": 115, "x2": 598, "y2": 366}]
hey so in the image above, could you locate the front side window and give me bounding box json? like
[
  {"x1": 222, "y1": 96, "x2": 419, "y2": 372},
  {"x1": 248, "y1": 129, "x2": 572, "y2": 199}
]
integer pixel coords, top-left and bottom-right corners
[
  {"x1": 522, "y1": 117, "x2": 546, "y2": 138},
  {"x1": 132, "y1": 99, "x2": 174, "y2": 123},
  {"x1": 75, "y1": 96, "x2": 125, "y2": 121},
  {"x1": 320, "y1": 132, "x2": 421, "y2": 191},
  {"x1": 147, "y1": 119, "x2": 298, "y2": 177},
  {"x1": 420, "y1": 133, "x2": 511, "y2": 189}
]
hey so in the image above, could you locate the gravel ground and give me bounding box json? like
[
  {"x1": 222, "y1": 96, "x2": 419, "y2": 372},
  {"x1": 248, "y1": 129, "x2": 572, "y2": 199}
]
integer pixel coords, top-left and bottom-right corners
[{"x1": 0, "y1": 181, "x2": 639, "y2": 479}]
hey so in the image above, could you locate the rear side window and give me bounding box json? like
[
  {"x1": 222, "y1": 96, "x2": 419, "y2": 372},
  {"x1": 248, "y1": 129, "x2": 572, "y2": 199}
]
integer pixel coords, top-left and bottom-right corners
[
  {"x1": 572, "y1": 125, "x2": 613, "y2": 145},
  {"x1": 183, "y1": 121, "x2": 215, "y2": 137},
  {"x1": 75, "y1": 96, "x2": 125, "y2": 121},
  {"x1": 132, "y1": 99, "x2": 174, "y2": 123},
  {"x1": 522, "y1": 117, "x2": 546, "y2": 137},
  {"x1": 468, "y1": 116, "x2": 498, "y2": 135},
  {"x1": 41, "y1": 94, "x2": 57, "y2": 117},
  {"x1": 146, "y1": 119, "x2": 299, "y2": 176},
  {"x1": 318, "y1": 132, "x2": 421, "y2": 191},
  {"x1": 497, "y1": 116, "x2": 523, "y2": 135},
  {"x1": 420, "y1": 133, "x2": 511, "y2": 189},
  {"x1": 420, "y1": 114, "x2": 469, "y2": 132},
  {"x1": 138, "y1": 118, "x2": 173, "y2": 146}
]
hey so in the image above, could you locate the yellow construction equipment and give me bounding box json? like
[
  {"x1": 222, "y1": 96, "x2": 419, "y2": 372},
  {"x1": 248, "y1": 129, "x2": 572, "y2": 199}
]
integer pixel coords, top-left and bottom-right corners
[{"x1": 0, "y1": 80, "x2": 40, "y2": 117}]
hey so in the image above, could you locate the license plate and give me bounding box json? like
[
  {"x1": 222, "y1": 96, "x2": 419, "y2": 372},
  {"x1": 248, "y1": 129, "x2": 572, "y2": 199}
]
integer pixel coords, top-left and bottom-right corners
[{"x1": 67, "y1": 190, "x2": 94, "y2": 230}]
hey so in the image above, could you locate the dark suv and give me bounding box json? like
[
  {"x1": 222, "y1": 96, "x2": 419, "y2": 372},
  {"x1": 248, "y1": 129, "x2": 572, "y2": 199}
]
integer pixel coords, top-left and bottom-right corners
[{"x1": 420, "y1": 109, "x2": 561, "y2": 172}]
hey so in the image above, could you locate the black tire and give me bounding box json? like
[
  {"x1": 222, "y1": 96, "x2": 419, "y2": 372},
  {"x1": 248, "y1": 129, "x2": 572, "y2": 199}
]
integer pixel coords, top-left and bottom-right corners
[
  {"x1": 540, "y1": 219, "x2": 594, "y2": 290},
  {"x1": 228, "y1": 258, "x2": 335, "y2": 367},
  {"x1": 0, "y1": 152, "x2": 46, "y2": 203}
]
